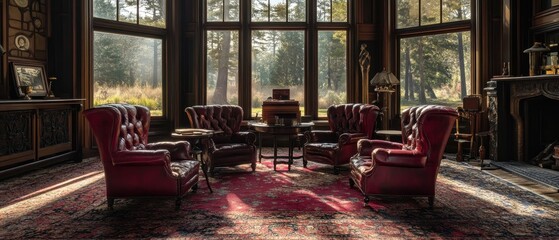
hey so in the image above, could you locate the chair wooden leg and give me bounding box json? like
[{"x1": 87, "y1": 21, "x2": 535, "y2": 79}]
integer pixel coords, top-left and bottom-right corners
[
  {"x1": 175, "y1": 197, "x2": 181, "y2": 210},
  {"x1": 456, "y1": 143, "x2": 464, "y2": 162},
  {"x1": 363, "y1": 196, "x2": 370, "y2": 207},
  {"x1": 107, "y1": 197, "x2": 114, "y2": 210},
  {"x1": 251, "y1": 162, "x2": 256, "y2": 172},
  {"x1": 191, "y1": 182, "x2": 198, "y2": 193},
  {"x1": 428, "y1": 196, "x2": 434, "y2": 208},
  {"x1": 349, "y1": 178, "x2": 355, "y2": 188},
  {"x1": 303, "y1": 159, "x2": 308, "y2": 168}
]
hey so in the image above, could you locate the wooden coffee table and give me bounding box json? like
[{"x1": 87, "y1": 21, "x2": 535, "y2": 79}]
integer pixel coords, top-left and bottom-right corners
[{"x1": 249, "y1": 122, "x2": 314, "y2": 171}]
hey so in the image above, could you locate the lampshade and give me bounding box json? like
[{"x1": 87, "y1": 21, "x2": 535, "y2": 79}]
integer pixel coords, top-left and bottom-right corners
[
  {"x1": 523, "y1": 42, "x2": 549, "y2": 53},
  {"x1": 370, "y1": 68, "x2": 400, "y2": 92}
]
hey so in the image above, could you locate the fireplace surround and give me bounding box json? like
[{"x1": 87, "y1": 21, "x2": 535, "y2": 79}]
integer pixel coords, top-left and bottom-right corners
[{"x1": 485, "y1": 75, "x2": 559, "y2": 163}]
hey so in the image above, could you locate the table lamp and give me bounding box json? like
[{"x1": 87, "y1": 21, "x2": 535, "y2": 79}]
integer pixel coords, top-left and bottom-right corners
[{"x1": 370, "y1": 68, "x2": 400, "y2": 92}]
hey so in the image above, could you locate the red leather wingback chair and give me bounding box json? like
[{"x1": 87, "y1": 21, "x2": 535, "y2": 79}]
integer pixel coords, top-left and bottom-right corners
[
  {"x1": 84, "y1": 104, "x2": 200, "y2": 210},
  {"x1": 185, "y1": 105, "x2": 257, "y2": 174},
  {"x1": 303, "y1": 104, "x2": 380, "y2": 174},
  {"x1": 349, "y1": 105, "x2": 458, "y2": 208}
]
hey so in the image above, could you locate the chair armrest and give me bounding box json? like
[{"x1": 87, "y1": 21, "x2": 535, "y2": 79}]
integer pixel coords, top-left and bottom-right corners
[
  {"x1": 304, "y1": 130, "x2": 338, "y2": 143},
  {"x1": 145, "y1": 141, "x2": 192, "y2": 160},
  {"x1": 231, "y1": 131, "x2": 256, "y2": 145},
  {"x1": 112, "y1": 150, "x2": 171, "y2": 166},
  {"x1": 373, "y1": 148, "x2": 427, "y2": 168},
  {"x1": 357, "y1": 139, "x2": 404, "y2": 156},
  {"x1": 338, "y1": 133, "x2": 367, "y2": 146}
]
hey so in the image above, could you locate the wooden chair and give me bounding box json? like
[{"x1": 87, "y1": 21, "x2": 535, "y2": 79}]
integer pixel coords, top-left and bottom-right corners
[{"x1": 455, "y1": 95, "x2": 483, "y2": 162}]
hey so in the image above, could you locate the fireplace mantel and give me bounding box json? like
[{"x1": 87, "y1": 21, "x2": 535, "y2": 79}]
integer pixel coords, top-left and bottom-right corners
[{"x1": 485, "y1": 75, "x2": 559, "y2": 162}]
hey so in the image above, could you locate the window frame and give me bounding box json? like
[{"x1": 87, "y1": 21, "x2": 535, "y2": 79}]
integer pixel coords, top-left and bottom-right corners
[
  {"x1": 391, "y1": 0, "x2": 475, "y2": 112},
  {"x1": 201, "y1": 0, "x2": 353, "y2": 119},
  {"x1": 91, "y1": 1, "x2": 169, "y2": 120}
]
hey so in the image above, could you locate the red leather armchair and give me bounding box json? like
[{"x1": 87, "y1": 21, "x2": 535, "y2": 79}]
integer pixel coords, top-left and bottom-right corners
[
  {"x1": 84, "y1": 104, "x2": 200, "y2": 210},
  {"x1": 185, "y1": 105, "x2": 257, "y2": 174},
  {"x1": 349, "y1": 105, "x2": 458, "y2": 208},
  {"x1": 303, "y1": 104, "x2": 380, "y2": 174}
]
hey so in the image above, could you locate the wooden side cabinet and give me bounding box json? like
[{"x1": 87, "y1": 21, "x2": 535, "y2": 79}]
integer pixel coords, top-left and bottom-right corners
[{"x1": 0, "y1": 99, "x2": 84, "y2": 180}]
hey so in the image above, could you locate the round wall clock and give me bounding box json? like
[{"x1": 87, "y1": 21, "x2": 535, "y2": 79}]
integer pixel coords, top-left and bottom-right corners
[{"x1": 14, "y1": 0, "x2": 29, "y2": 8}]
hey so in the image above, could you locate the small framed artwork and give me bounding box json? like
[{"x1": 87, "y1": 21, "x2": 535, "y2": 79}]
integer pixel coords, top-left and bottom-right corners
[{"x1": 11, "y1": 62, "x2": 48, "y2": 98}]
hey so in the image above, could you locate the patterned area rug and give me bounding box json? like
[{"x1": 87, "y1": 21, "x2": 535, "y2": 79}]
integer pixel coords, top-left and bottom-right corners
[{"x1": 1, "y1": 148, "x2": 558, "y2": 239}]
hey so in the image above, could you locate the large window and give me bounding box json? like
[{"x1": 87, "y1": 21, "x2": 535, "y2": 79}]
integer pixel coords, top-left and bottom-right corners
[
  {"x1": 396, "y1": 0, "x2": 472, "y2": 111},
  {"x1": 205, "y1": 0, "x2": 350, "y2": 118},
  {"x1": 92, "y1": 0, "x2": 166, "y2": 116}
]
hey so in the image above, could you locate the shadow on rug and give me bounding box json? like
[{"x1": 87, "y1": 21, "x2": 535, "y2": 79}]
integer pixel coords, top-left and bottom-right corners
[{"x1": 0, "y1": 148, "x2": 558, "y2": 239}]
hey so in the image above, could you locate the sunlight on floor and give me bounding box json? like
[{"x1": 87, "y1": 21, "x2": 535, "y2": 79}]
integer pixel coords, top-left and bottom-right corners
[{"x1": 0, "y1": 171, "x2": 103, "y2": 222}]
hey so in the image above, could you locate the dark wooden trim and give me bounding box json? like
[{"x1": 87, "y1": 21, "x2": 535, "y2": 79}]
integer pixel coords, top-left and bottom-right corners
[
  {"x1": 93, "y1": 18, "x2": 167, "y2": 37},
  {"x1": 533, "y1": 7, "x2": 559, "y2": 32},
  {"x1": 357, "y1": 24, "x2": 378, "y2": 41},
  {"x1": 394, "y1": 21, "x2": 472, "y2": 38}
]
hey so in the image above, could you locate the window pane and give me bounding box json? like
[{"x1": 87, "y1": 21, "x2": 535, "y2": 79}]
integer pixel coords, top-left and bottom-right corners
[
  {"x1": 396, "y1": 0, "x2": 419, "y2": 28},
  {"x1": 139, "y1": 0, "x2": 166, "y2": 28},
  {"x1": 288, "y1": 0, "x2": 306, "y2": 22},
  {"x1": 226, "y1": 0, "x2": 240, "y2": 21},
  {"x1": 93, "y1": 0, "x2": 117, "y2": 20},
  {"x1": 270, "y1": 0, "x2": 287, "y2": 22},
  {"x1": 206, "y1": 0, "x2": 239, "y2": 22},
  {"x1": 252, "y1": 0, "x2": 269, "y2": 22},
  {"x1": 421, "y1": 0, "x2": 440, "y2": 25},
  {"x1": 331, "y1": 0, "x2": 348, "y2": 22},
  {"x1": 318, "y1": 31, "x2": 347, "y2": 117},
  {"x1": 443, "y1": 0, "x2": 471, "y2": 22},
  {"x1": 399, "y1": 32, "x2": 471, "y2": 111},
  {"x1": 317, "y1": 0, "x2": 331, "y2": 22},
  {"x1": 119, "y1": 0, "x2": 138, "y2": 23},
  {"x1": 251, "y1": 31, "x2": 305, "y2": 117},
  {"x1": 206, "y1": 31, "x2": 239, "y2": 105},
  {"x1": 94, "y1": 32, "x2": 163, "y2": 116}
]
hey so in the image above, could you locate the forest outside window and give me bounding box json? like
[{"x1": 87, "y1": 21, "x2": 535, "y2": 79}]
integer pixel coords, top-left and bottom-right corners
[
  {"x1": 205, "y1": 0, "x2": 350, "y2": 118},
  {"x1": 396, "y1": 0, "x2": 472, "y2": 111},
  {"x1": 92, "y1": 0, "x2": 166, "y2": 116}
]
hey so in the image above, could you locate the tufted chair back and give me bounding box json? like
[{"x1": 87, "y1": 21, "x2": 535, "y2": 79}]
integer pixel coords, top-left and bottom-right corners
[
  {"x1": 84, "y1": 103, "x2": 200, "y2": 210},
  {"x1": 400, "y1": 105, "x2": 458, "y2": 167},
  {"x1": 113, "y1": 104, "x2": 150, "y2": 151},
  {"x1": 185, "y1": 105, "x2": 257, "y2": 174},
  {"x1": 304, "y1": 104, "x2": 380, "y2": 173},
  {"x1": 185, "y1": 105, "x2": 243, "y2": 141},
  {"x1": 327, "y1": 104, "x2": 377, "y2": 139}
]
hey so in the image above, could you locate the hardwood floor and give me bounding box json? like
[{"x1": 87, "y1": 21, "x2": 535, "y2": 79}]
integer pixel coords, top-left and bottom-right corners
[
  {"x1": 484, "y1": 169, "x2": 559, "y2": 203},
  {"x1": 463, "y1": 159, "x2": 559, "y2": 203}
]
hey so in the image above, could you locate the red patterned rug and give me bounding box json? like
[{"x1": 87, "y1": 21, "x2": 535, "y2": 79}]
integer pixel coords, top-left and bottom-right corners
[{"x1": 1, "y1": 148, "x2": 558, "y2": 239}]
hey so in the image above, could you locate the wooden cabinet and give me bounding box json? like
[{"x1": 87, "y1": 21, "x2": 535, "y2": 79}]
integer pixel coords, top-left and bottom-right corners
[{"x1": 0, "y1": 99, "x2": 83, "y2": 180}]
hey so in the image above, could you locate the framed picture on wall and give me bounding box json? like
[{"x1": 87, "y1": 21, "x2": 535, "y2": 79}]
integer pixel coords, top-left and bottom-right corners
[{"x1": 11, "y1": 62, "x2": 48, "y2": 98}]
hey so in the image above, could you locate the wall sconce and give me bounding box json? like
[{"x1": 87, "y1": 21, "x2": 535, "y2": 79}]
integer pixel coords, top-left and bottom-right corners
[
  {"x1": 370, "y1": 68, "x2": 400, "y2": 92},
  {"x1": 523, "y1": 42, "x2": 549, "y2": 76}
]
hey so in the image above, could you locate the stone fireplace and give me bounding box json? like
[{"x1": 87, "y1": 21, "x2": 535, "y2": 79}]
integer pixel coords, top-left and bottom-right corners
[{"x1": 485, "y1": 75, "x2": 559, "y2": 164}]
